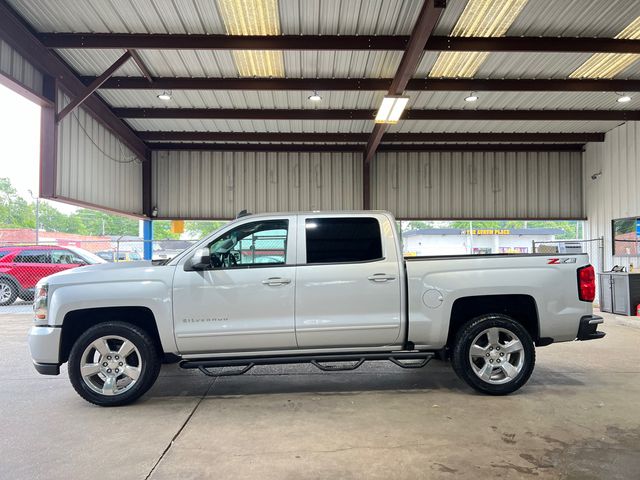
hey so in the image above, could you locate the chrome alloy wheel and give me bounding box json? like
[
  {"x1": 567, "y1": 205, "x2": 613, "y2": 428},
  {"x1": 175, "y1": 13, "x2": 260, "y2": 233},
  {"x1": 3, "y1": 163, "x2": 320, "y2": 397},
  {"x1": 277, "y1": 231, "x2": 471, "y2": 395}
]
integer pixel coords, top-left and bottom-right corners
[
  {"x1": 80, "y1": 335, "x2": 142, "y2": 396},
  {"x1": 469, "y1": 327, "x2": 525, "y2": 385},
  {"x1": 0, "y1": 282, "x2": 11, "y2": 303}
]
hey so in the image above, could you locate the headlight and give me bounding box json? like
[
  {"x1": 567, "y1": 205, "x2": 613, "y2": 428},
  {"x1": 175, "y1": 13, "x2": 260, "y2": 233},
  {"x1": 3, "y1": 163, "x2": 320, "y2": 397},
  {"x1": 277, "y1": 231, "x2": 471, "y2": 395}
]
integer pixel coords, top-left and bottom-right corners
[{"x1": 33, "y1": 283, "x2": 48, "y2": 325}]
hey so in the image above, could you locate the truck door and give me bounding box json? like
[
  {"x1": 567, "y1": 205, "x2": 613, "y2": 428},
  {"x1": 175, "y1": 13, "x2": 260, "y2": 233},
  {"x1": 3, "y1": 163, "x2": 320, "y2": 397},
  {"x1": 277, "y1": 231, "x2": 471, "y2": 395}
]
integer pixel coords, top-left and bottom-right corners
[
  {"x1": 173, "y1": 216, "x2": 297, "y2": 354},
  {"x1": 294, "y1": 215, "x2": 402, "y2": 348}
]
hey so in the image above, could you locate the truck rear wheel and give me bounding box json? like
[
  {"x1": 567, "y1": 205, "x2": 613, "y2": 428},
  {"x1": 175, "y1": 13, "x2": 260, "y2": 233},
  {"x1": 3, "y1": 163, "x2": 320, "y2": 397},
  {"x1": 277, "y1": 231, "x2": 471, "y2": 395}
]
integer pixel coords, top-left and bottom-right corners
[
  {"x1": 451, "y1": 314, "x2": 535, "y2": 395},
  {"x1": 68, "y1": 321, "x2": 161, "y2": 406}
]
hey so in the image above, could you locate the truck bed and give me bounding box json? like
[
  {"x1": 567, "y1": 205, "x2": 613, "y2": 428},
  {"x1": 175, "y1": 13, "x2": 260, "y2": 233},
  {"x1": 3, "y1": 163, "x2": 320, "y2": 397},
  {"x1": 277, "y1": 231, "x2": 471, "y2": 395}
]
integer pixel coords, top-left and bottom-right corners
[{"x1": 403, "y1": 253, "x2": 591, "y2": 348}]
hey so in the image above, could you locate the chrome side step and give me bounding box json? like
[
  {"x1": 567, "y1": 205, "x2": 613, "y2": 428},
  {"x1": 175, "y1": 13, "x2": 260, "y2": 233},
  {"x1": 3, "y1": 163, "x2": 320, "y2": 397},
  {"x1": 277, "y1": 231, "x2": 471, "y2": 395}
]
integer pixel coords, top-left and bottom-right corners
[{"x1": 180, "y1": 351, "x2": 434, "y2": 377}]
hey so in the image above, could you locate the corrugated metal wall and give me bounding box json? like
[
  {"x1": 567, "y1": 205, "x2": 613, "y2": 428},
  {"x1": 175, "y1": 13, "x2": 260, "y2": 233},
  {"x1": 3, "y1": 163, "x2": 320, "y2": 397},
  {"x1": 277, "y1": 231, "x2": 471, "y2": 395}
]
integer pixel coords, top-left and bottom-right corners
[
  {"x1": 152, "y1": 149, "x2": 584, "y2": 221},
  {"x1": 152, "y1": 150, "x2": 362, "y2": 219},
  {"x1": 56, "y1": 91, "x2": 143, "y2": 215},
  {"x1": 0, "y1": 38, "x2": 43, "y2": 96},
  {"x1": 371, "y1": 151, "x2": 584, "y2": 220},
  {"x1": 584, "y1": 121, "x2": 640, "y2": 273}
]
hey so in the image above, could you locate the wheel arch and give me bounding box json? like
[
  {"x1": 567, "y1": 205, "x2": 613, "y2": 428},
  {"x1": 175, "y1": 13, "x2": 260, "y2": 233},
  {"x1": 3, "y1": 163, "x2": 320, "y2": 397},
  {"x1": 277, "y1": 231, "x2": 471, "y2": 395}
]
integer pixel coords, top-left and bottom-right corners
[
  {"x1": 60, "y1": 307, "x2": 163, "y2": 363},
  {"x1": 446, "y1": 294, "x2": 540, "y2": 348},
  {"x1": 0, "y1": 273, "x2": 20, "y2": 289}
]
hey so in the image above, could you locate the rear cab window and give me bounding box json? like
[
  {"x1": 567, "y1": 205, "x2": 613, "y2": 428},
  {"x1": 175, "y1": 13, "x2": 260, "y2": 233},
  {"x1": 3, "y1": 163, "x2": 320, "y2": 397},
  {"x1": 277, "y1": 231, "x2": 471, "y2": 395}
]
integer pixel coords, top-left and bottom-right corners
[{"x1": 304, "y1": 217, "x2": 383, "y2": 264}]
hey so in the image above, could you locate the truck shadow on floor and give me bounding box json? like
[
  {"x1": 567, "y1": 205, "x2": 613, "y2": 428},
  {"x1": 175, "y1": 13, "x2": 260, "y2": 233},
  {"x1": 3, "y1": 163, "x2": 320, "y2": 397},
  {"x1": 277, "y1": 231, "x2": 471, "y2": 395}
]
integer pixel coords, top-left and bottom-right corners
[{"x1": 144, "y1": 361, "x2": 585, "y2": 399}]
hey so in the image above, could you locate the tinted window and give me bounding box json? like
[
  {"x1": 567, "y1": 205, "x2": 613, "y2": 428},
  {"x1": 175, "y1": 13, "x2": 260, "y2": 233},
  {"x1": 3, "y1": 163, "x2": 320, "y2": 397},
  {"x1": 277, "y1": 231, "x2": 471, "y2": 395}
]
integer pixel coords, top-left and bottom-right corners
[
  {"x1": 207, "y1": 220, "x2": 288, "y2": 268},
  {"x1": 305, "y1": 217, "x2": 382, "y2": 264},
  {"x1": 13, "y1": 250, "x2": 50, "y2": 263},
  {"x1": 0, "y1": 251, "x2": 9, "y2": 260}
]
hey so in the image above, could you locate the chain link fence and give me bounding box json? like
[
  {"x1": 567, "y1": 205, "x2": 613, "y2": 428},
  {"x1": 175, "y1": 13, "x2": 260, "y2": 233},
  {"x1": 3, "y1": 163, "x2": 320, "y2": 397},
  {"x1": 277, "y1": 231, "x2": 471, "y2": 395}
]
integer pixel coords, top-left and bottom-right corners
[{"x1": 0, "y1": 238, "x2": 198, "y2": 314}]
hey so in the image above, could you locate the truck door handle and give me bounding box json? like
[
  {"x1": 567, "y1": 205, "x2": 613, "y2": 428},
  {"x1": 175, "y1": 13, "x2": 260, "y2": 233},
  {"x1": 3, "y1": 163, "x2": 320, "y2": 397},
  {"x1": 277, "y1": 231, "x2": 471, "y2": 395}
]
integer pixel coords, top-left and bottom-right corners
[
  {"x1": 262, "y1": 277, "x2": 291, "y2": 286},
  {"x1": 368, "y1": 273, "x2": 396, "y2": 282}
]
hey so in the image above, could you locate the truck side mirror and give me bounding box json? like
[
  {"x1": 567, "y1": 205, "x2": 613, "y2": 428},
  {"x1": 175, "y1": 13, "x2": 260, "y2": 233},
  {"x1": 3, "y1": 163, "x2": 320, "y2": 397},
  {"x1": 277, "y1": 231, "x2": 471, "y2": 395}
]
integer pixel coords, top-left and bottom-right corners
[{"x1": 184, "y1": 248, "x2": 211, "y2": 271}]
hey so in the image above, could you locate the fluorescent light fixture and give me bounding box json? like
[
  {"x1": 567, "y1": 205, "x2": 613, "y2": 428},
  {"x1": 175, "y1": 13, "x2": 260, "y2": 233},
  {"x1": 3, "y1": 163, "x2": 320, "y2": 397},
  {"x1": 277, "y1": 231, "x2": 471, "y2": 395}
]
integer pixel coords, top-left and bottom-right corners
[
  {"x1": 375, "y1": 96, "x2": 409, "y2": 124},
  {"x1": 308, "y1": 92, "x2": 322, "y2": 102},
  {"x1": 618, "y1": 94, "x2": 632, "y2": 103},
  {"x1": 157, "y1": 91, "x2": 171, "y2": 101},
  {"x1": 465, "y1": 93, "x2": 479, "y2": 102},
  {"x1": 429, "y1": 0, "x2": 529, "y2": 78},
  {"x1": 217, "y1": 0, "x2": 285, "y2": 77},
  {"x1": 570, "y1": 16, "x2": 640, "y2": 78}
]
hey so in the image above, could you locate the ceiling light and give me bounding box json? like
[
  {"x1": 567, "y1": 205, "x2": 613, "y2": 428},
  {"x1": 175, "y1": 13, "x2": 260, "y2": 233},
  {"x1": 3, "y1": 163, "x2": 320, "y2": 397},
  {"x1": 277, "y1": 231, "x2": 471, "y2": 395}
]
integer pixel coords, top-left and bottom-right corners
[
  {"x1": 465, "y1": 93, "x2": 479, "y2": 102},
  {"x1": 429, "y1": 0, "x2": 529, "y2": 78},
  {"x1": 217, "y1": 0, "x2": 284, "y2": 78},
  {"x1": 617, "y1": 94, "x2": 632, "y2": 103},
  {"x1": 157, "y1": 91, "x2": 171, "y2": 101},
  {"x1": 308, "y1": 92, "x2": 322, "y2": 102},
  {"x1": 570, "y1": 16, "x2": 640, "y2": 79},
  {"x1": 375, "y1": 96, "x2": 409, "y2": 124}
]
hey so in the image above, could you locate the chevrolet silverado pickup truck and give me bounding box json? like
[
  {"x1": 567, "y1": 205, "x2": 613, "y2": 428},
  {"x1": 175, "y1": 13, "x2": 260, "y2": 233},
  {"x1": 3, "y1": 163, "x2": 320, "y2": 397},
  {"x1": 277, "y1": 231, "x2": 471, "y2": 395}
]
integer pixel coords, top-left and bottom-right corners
[{"x1": 27, "y1": 211, "x2": 604, "y2": 406}]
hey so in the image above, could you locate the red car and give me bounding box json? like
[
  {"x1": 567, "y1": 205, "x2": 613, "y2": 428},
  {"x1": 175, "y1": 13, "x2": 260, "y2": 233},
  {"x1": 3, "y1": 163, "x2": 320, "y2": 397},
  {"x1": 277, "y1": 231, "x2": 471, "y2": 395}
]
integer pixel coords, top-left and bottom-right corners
[{"x1": 0, "y1": 245, "x2": 105, "y2": 306}]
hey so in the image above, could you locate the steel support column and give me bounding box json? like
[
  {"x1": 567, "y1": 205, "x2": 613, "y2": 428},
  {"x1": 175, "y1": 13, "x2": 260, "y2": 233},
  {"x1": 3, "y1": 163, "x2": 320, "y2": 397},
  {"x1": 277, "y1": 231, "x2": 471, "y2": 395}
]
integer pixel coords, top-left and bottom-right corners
[
  {"x1": 142, "y1": 220, "x2": 153, "y2": 261},
  {"x1": 39, "y1": 75, "x2": 57, "y2": 199}
]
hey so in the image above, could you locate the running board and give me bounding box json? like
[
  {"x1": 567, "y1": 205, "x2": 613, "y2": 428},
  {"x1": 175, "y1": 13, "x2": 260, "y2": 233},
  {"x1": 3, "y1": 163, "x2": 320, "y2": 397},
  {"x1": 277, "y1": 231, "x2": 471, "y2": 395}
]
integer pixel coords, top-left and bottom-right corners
[{"x1": 180, "y1": 351, "x2": 434, "y2": 377}]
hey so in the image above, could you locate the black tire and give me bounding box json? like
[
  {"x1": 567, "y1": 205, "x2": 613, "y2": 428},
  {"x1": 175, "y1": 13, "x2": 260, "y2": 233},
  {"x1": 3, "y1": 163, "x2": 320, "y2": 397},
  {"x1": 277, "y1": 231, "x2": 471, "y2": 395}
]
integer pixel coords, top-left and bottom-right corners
[
  {"x1": 451, "y1": 314, "x2": 535, "y2": 395},
  {"x1": 68, "y1": 321, "x2": 161, "y2": 406},
  {"x1": 19, "y1": 292, "x2": 34, "y2": 302},
  {"x1": 0, "y1": 278, "x2": 18, "y2": 306}
]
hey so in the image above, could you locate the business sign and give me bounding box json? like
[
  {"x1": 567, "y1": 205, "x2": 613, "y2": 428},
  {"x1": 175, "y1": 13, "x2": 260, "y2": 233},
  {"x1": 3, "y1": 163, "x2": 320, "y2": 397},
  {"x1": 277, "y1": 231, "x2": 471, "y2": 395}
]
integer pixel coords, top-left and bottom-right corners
[{"x1": 463, "y1": 229, "x2": 511, "y2": 235}]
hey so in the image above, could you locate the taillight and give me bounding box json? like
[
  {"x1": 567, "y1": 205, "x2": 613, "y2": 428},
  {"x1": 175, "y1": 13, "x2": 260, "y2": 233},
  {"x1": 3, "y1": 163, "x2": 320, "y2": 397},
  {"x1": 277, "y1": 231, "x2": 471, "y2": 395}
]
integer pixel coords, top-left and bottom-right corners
[{"x1": 578, "y1": 265, "x2": 596, "y2": 302}]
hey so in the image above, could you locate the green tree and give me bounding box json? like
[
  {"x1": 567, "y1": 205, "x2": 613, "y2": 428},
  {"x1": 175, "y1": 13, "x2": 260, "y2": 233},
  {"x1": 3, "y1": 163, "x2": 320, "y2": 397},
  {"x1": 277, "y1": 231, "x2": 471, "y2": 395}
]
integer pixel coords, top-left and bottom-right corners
[
  {"x1": 71, "y1": 210, "x2": 138, "y2": 236},
  {"x1": 0, "y1": 177, "x2": 33, "y2": 227},
  {"x1": 153, "y1": 221, "x2": 180, "y2": 240},
  {"x1": 185, "y1": 221, "x2": 226, "y2": 239}
]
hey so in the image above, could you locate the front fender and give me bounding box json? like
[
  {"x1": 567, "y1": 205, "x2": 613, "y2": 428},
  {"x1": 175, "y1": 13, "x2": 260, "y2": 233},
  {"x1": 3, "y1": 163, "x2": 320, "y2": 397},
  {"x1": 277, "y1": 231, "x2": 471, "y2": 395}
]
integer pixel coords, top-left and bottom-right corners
[{"x1": 48, "y1": 281, "x2": 177, "y2": 353}]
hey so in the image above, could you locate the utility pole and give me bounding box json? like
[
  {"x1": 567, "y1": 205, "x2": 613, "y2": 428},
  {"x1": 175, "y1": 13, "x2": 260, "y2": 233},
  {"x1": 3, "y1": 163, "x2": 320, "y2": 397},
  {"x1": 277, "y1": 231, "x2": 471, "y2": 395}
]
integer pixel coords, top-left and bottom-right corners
[{"x1": 28, "y1": 189, "x2": 39, "y2": 244}]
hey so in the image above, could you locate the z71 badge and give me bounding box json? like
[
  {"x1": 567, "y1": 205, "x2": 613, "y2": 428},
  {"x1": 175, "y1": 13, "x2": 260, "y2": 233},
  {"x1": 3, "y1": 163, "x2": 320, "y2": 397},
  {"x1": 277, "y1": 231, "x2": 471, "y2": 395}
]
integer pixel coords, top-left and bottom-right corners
[{"x1": 547, "y1": 258, "x2": 577, "y2": 264}]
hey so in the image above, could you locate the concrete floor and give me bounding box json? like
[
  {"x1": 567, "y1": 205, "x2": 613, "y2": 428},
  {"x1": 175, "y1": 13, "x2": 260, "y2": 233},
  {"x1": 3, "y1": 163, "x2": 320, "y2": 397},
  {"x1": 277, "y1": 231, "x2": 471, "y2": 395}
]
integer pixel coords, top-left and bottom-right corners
[{"x1": 2, "y1": 312, "x2": 640, "y2": 480}]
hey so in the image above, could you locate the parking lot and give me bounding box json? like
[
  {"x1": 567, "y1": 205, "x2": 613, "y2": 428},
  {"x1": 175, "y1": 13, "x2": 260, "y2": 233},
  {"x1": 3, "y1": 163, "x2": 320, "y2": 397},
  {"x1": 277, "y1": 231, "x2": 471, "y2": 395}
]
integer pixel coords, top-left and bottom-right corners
[
  {"x1": 0, "y1": 301, "x2": 32, "y2": 315},
  {"x1": 1, "y1": 311, "x2": 638, "y2": 480}
]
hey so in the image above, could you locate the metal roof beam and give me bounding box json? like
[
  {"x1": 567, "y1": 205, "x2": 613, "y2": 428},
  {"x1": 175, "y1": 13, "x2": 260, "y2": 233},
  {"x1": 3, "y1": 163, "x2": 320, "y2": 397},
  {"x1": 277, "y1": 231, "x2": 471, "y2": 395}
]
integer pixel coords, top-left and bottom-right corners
[
  {"x1": 128, "y1": 49, "x2": 153, "y2": 83},
  {"x1": 114, "y1": 107, "x2": 640, "y2": 121},
  {"x1": 364, "y1": 0, "x2": 446, "y2": 166},
  {"x1": 0, "y1": 2, "x2": 148, "y2": 160},
  {"x1": 95, "y1": 77, "x2": 640, "y2": 92},
  {"x1": 137, "y1": 132, "x2": 604, "y2": 143},
  {"x1": 148, "y1": 142, "x2": 585, "y2": 153},
  {"x1": 56, "y1": 50, "x2": 132, "y2": 122},
  {"x1": 37, "y1": 33, "x2": 640, "y2": 54}
]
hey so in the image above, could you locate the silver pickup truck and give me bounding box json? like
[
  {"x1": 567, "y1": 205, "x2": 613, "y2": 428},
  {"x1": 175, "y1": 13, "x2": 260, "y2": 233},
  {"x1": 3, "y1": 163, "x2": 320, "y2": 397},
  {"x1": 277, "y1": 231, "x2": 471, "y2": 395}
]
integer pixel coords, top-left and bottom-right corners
[{"x1": 28, "y1": 211, "x2": 604, "y2": 406}]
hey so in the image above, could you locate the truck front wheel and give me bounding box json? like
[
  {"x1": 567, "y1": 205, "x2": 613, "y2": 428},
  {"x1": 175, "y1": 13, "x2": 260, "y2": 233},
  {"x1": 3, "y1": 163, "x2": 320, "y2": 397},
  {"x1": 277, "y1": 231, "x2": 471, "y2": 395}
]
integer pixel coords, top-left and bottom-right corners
[
  {"x1": 68, "y1": 321, "x2": 161, "y2": 406},
  {"x1": 451, "y1": 314, "x2": 535, "y2": 395}
]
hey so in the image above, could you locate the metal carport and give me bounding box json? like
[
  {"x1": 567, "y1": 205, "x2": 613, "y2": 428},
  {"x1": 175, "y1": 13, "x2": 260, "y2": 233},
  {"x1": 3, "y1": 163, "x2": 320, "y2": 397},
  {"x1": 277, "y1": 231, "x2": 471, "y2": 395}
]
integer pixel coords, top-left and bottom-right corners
[{"x1": 1, "y1": 0, "x2": 639, "y2": 225}]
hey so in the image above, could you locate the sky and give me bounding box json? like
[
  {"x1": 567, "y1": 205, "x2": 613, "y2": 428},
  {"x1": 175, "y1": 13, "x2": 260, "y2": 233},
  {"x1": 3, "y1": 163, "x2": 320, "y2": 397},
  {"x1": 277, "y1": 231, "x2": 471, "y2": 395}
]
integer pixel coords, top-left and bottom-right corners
[{"x1": 0, "y1": 83, "x2": 77, "y2": 213}]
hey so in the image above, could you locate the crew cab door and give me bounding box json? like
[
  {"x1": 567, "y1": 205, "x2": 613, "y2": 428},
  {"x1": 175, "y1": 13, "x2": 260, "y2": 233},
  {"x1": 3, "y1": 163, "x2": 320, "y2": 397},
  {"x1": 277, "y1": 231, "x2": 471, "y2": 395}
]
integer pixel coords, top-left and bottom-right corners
[
  {"x1": 295, "y1": 214, "x2": 402, "y2": 348},
  {"x1": 173, "y1": 216, "x2": 297, "y2": 354}
]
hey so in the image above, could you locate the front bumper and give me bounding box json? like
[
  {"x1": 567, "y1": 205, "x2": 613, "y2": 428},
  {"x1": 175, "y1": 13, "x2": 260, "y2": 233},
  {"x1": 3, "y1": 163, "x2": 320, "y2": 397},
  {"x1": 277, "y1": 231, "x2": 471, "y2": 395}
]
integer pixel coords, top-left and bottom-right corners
[
  {"x1": 28, "y1": 326, "x2": 62, "y2": 375},
  {"x1": 33, "y1": 362, "x2": 60, "y2": 375},
  {"x1": 577, "y1": 315, "x2": 606, "y2": 341}
]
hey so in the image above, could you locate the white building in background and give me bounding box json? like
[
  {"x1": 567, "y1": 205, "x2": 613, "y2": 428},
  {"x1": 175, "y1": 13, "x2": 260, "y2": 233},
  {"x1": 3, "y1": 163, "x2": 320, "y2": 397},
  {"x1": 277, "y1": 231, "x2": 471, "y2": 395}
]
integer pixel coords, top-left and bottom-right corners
[{"x1": 402, "y1": 228, "x2": 565, "y2": 256}]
